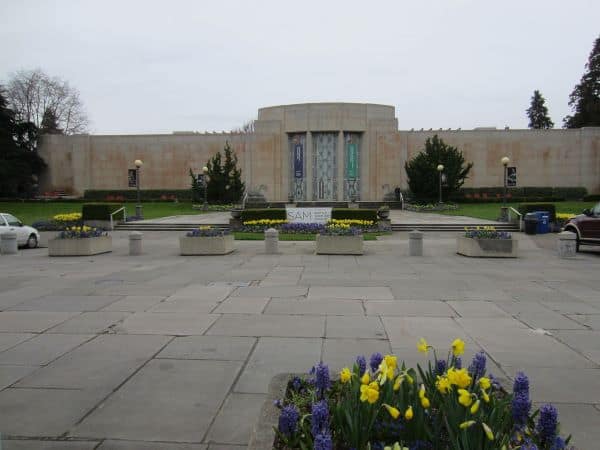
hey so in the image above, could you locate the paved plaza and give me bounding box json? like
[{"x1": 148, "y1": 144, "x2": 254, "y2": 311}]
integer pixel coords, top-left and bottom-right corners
[{"x1": 0, "y1": 231, "x2": 599, "y2": 449}]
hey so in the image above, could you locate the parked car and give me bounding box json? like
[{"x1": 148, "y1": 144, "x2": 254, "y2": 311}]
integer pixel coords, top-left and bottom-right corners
[
  {"x1": 0, "y1": 213, "x2": 40, "y2": 248},
  {"x1": 563, "y1": 202, "x2": 600, "y2": 251}
]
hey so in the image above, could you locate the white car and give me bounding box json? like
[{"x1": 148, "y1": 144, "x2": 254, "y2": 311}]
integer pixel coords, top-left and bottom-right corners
[{"x1": 0, "y1": 213, "x2": 40, "y2": 248}]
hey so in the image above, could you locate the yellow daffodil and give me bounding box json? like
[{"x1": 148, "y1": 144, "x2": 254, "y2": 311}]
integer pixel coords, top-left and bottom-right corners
[
  {"x1": 478, "y1": 377, "x2": 491, "y2": 390},
  {"x1": 377, "y1": 359, "x2": 395, "y2": 385},
  {"x1": 393, "y1": 375, "x2": 403, "y2": 391},
  {"x1": 419, "y1": 384, "x2": 426, "y2": 399},
  {"x1": 384, "y1": 443, "x2": 408, "y2": 450},
  {"x1": 404, "y1": 406, "x2": 414, "y2": 420},
  {"x1": 384, "y1": 355, "x2": 397, "y2": 369},
  {"x1": 361, "y1": 372, "x2": 370, "y2": 385},
  {"x1": 360, "y1": 382, "x2": 379, "y2": 404},
  {"x1": 460, "y1": 420, "x2": 476, "y2": 429},
  {"x1": 421, "y1": 397, "x2": 430, "y2": 408},
  {"x1": 482, "y1": 422, "x2": 494, "y2": 441},
  {"x1": 436, "y1": 375, "x2": 451, "y2": 394},
  {"x1": 481, "y1": 389, "x2": 490, "y2": 403},
  {"x1": 340, "y1": 367, "x2": 352, "y2": 384},
  {"x1": 383, "y1": 404, "x2": 400, "y2": 419},
  {"x1": 447, "y1": 367, "x2": 472, "y2": 389},
  {"x1": 470, "y1": 399, "x2": 480, "y2": 414},
  {"x1": 451, "y1": 338, "x2": 465, "y2": 356},
  {"x1": 458, "y1": 389, "x2": 473, "y2": 407},
  {"x1": 417, "y1": 338, "x2": 429, "y2": 354}
]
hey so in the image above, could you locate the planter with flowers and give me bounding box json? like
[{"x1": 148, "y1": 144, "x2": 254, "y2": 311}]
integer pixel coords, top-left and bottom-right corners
[
  {"x1": 316, "y1": 224, "x2": 364, "y2": 255},
  {"x1": 251, "y1": 338, "x2": 573, "y2": 450},
  {"x1": 179, "y1": 226, "x2": 234, "y2": 255},
  {"x1": 457, "y1": 226, "x2": 517, "y2": 258},
  {"x1": 48, "y1": 226, "x2": 111, "y2": 256}
]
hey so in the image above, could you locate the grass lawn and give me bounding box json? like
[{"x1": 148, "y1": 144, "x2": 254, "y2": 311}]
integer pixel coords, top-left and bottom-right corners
[
  {"x1": 0, "y1": 201, "x2": 208, "y2": 225},
  {"x1": 437, "y1": 201, "x2": 595, "y2": 221},
  {"x1": 233, "y1": 232, "x2": 380, "y2": 241}
]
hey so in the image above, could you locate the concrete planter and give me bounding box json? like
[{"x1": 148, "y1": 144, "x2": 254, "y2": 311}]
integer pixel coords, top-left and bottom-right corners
[
  {"x1": 316, "y1": 234, "x2": 363, "y2": 255},
  {"x1": 48, "y1": 235, "x2": 112, "y2": 256},
  {"x1": 179, "y1": 234, "x2": 235, "y2": 255},
  {"x1": 456, "y1": 236, "x2": 518, "y2": 258}
]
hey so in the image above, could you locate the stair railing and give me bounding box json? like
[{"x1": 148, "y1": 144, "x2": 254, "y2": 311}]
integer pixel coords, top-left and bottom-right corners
[
  {"x1": 109, "y1": 207, "x2": 127, "y2": 230},
  {"x1": 508, "y1": 207, "x2": 523, "y2": 231}
]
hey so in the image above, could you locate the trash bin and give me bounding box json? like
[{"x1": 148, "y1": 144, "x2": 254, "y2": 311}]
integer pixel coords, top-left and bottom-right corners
[
  {"x1": 533, "y1": 211, "x2": 550, "y2": 234},
  {"x1": 524, "y1": 213, "x2": 538, "y2": 235}
]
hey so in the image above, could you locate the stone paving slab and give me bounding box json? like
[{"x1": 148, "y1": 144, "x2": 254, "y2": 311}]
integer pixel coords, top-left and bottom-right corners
[
  {"x1": 365, "y1": 300, "x2": 456, "y2": 317},
  {"x1": 8, "y1": 295, "x2": 123, "y2": 312},
  {"x1": 0, "y1": 333, "x2": 35, "y2": 352},
  {"x1": 72, "y1": 359, "x2": 243, "y2": 442},
  {"x1": 308, "y1": 286, "x2": 393, "y2": 300},
  {"x1": 206, "y1": 393, "x2": 266, "y2": 444},
  {"x1": 0, "y1": 333, "x2": 92, "y2": 366},
  {"x1": 207, "y1": 314, "x2": 325, "y2": 338},
  {"x1": 264, "y1": 298, "x2": 364, "y2": 315},
  {"x1": 46, "y1": 312, "x2": 130, "y2": 334},
  {"x1": 157, "y1": 336, "x2": 256, "y2": 361},
  {"x1": 212, "y1": 297, "x2": 270, "y2": 314},
  {"x1": 0, "y1": 365, "x2": 38, "y2": 390},
  {"x1": 2, "y1": 440, "x2": 100, "y2": 450},
  {"x1": 0, "y1": 311, "x2": 78, "y2": 333},
  {"x1": 97, "y1": 442, "x2": 206, "y2": 450},
  {"x1": 115, "y1": 313, "x2": 219, "y2": 335},
  {"x1": 101, "y1": 295, "x2": 166, "y2": 312},
  {"x1": 322, "y1": 338, "x2": 392, "y2": 372},
  {"x1": 325, "y1": 316, "x2": 387, "y2": 339}
]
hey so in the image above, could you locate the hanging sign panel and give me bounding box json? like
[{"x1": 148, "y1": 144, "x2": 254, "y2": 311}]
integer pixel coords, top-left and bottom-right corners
[
  {"x1": 294, "y1": 143, "x2": 304, "y2": 179},
  {"x1": 507, "y1": 167, "x2": 517, "y2": 187},
  {"x1": 347, "y1": 143, "x2": 357, "y2": 180}
]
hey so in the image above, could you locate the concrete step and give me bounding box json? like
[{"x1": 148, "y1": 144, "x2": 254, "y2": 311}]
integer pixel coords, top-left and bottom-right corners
[
  {"x1": 392, "y1": 223, "x2": 519, "y2": 232},
  {"x1": 115, "y1": 223, "x2": 230, "y2": 232}
]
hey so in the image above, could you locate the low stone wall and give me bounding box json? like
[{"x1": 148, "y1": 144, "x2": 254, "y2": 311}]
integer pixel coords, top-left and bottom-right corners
[
  {"x1": 179, "y1": 234, "x2": 235, "y2": 255},
  {"x1": 315, "y1": 234, "x2": 364, "y2": 255},
  {"x1": 48, "y1": 236, "x2": 112, "y2": 256},
  {"x1": 456, "y1": 236, "x2": 518, "y2": 258}
]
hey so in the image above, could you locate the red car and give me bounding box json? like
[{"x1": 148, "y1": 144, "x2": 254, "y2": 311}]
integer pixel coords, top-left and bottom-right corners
[{"x1": 563, "y1": 202, "x2": 600, "y2": 251}]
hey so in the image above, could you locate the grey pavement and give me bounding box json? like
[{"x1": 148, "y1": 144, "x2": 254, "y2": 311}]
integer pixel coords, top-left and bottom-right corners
[{"x1": 0, "y1": 230, "x2": 599, "y2": 449}]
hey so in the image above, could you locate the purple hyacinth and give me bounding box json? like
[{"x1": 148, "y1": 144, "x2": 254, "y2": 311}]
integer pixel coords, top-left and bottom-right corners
[
  {"x1": 537, "y1": 404, "x2": 558, "y2": 444},
  {"x1": 520, "y1": 439, "x2": 539, "y2": 450},
  {"x1": 489, "y1": 372, "x2": 502, "y2": 390},
  {"x1": 278, "y1": 404, "x2": 299, "y2": 437},
  {"x1": 469, "y1": 351, "x2": 486, "y2": 379},
  {"x1": 370, "y1": 352, "x2": 383, "y2": 373},
  {"x1": 314, "y1": 362, "x2": 330, "y2": 397},
  {"x1": 273, "y1": 399, "x2": 283, "y2": 409},
  {"x1": 435, "y1": 358, "x2": 447, "y2": 375},
  {"x1": 513, "y1": 372, "x2": 530, "y2": 396},
  {"x1": 454, "y1": 357, "x2": 462, "y2": 369},
  {"x1": 314, "y1": 432, "x2": 333, "y2": 450},
  {"x1": 550, "y1": 436, "x2": 566, "y2": 450},
  {"x1": 356, "y1": 355, "x2": 367, "y2": 376},
  {"x1": 291, "y1": 376, "x2": 302, "y2": 392},
  {"x1": 311, "y1": 400, "x2": 329, "y2": 437},
  {"x1": 511, "y1": 391, "x2": 531, "y2": 427}
]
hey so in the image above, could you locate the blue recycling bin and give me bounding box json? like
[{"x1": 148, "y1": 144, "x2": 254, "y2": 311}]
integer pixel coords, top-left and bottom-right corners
[{"x1": 532, "y1": 211, "x2": 550, "y2": 234}]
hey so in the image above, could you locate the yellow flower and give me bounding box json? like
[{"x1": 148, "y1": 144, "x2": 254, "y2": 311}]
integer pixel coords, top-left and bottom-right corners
[
  {"x1": 340, "y1": 367, "x2": 352, "y2": 384},
  {"x1": 361, "y1": 372, "x2": 370, "y2": 385},
  {"x1": 384, "y1": 443, "x2": 408, "y2": 450},
  {"x1": 470, "y1": 399, "x2": 480, "y2": 414},
  {"x1": 384, "y1": 355, "x2": 397, "y2": 369},
  {"x1": 458, "y1": 389, "x2": 473, "y2": 407},
  {"x1": 417, "y1": 338, "x2": 429, "y2": 354},
  {"x1": 436, "y1": 376, "x2": 451, "y2": 394},
  {"x1": 419, "y1": 384, "x2": 426, "y2": 399},
  {"x1": 421, "y1": 397, "x2": 430, "y2": 408},
  {"x1": 393, "y1": 375, "x2": 403, "y2": 391},
  {"x1": 383, "y1": 404, "x2": 400, "y2": 419},
  {"x1": 481, "y1": 389, "x2": 490, "y2": 403},
  {"x1": 451, "y1": 338, "x2": 465, "y2": 356},
  {"x1": 460, "y1": 420, "x2": 476, "y2": 429},
  {"x1": 360, "y1": 382, "x2": 379, "y2": 404},
  {"x1": 404, "y1": 406, "x2": 414, "y2": 420},
  {"x1": 447, "y1": 367, "x2": 472, "y2": 389},
  {"x1": 482, "y1": 422, "x2": 494, "y2": 441},
  {"x1": 377, "y1": 359, "x2": 395, "y2": 385},
  {"x1": 478, "y1": 377, "x2": 491, "y2": 390}
]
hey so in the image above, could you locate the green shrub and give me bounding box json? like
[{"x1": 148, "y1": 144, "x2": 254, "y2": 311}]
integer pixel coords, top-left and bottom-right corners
[
  {"x1": 82, "y1": 203, "x2": 122, "y2": 221},
  {"x1": 84, "y1": 190, "x2": 192, "y2": 201},
  {"x1": 518, "y1": 203, "x2": 556, "y2": 222},
  {"x1": 583, "y1": 194, "x2": 600, "y2": 201},
  {"x1": 240, "y1": 209, "x2": 286, "y2": 221},
  {"x1": 332, "y1": 208, "x2": 378, "y2": 221},
  {"x1": 452, "y1": 186, "x2": 587, "y2": 203}
]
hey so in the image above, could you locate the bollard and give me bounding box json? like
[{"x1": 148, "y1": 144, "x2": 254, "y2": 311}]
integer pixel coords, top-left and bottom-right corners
[
  {"x1": 264, "y1": 228, "x2": 279, "y2": 254},
  {"x1": 129, "y1": 231, "x2": 143, "y2": 256},
  {"x1": 557, "y1": 231, "x2": 577, "y2": 258},
  {"x1": 0, "y1": 231, "x2": 18, "y2": 255},
  {"x1": 408, "y1": 229, "x2": 423, "y2": 256}
]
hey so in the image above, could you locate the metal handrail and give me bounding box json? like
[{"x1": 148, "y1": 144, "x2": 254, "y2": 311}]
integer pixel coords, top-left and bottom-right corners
[
  {"x1": 508, "y1": 207, "x2": 523, "y2": 231},
  {"x1": 241, "y1": 191, "x2": 249, "y2": 209},
  {"x1": 109, "y1": 207, "x2": 127, "y2": 230}
]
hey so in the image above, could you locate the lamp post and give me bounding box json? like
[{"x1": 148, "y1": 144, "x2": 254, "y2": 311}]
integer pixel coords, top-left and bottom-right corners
[
  {"x1": 501, "y1": 156, "x2": 510, "y2": 221},
  {"x1": 437, "y1": 164, "x2": 444, "y2": 204},
  {"x1": 202, "y1": 166, "x2": 209, "y2": 211},
  {"x1": 134, "y1": 159, "x2": 143, "y2": 219}
]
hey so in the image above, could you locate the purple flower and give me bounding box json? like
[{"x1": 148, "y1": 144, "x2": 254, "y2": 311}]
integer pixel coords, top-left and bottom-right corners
[
  {"x1": 489, "y1": 372, "x2": 502, "y2": 390},
  {"x1": 435, "y1": 359, "x2": 447, "y2": 375},
  {"x1": 278, "y1": 404, "x2": 299, "y2": 437},
  {"x1": 520, "y1": 439, "x2": 539, "y2": 450},
  {"x1": 537, "y1": 404, "x2": 558, "y2": 444},
  {"x1": 314, "y1": 362, "x2": 330, "y2": 397},
  {"x1": 550, "y1": 436, "x2": 566, "y2": 450},
  {"x1": 469, "y1": 351, "x2": 486, "y2": 379},
  {"x1": 314, "y1": 432, "x2": 333, "y2": 450},
  {"x1": 513, "y1": 372, "x2": 530, "y2": 396},
  {"x1": 311, "y1": 400, "x2": 329, "y2": 437},
  {"x1": 370, "y1": 352, "x2": 383, "y2": 373},
  {"x1": 454, "y1": 357, "x2": 462, "y2": 369},
  {"x1": 512, "y1": 391, "x2": 531, "y2": 427},
  {"x1": 291, "y1": 376, "x2": 302, "y2": 392},
  {"x1": 273, "y1": 399, "x2": 282, "y2": 409},
  {"x1": 356, "y1": 355, "x2": 367, "y2": 376}
]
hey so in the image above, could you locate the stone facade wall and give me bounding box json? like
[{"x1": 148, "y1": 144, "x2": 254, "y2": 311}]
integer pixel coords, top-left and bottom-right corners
[{"x1": 38, "y1": 103, "x2": 600, "y2": 199}]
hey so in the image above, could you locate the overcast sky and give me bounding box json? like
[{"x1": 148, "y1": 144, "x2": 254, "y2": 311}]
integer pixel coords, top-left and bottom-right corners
[{"x1": 1, "y1": 0, "x2": 598, "y2": 134}]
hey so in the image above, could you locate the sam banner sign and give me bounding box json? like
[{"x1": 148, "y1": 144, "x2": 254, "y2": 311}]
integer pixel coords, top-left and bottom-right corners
[{"x1": 286, "y1": 207, "x2": 332, "y2": 224}]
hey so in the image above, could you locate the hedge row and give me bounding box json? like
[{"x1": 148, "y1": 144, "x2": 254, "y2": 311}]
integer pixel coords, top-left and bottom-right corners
[
  {"x1": 240, "y1": 208, "x2": 378, "y2": 222},
  {"x1": 450, "y1": 186, "x2": 587, "y2": 202},
  {"x1": 82, "y1": 203, "x2": 123, "y2": 221},
  {"x1": 84, "y1": 190, "x2": 193, "y2": 201}
]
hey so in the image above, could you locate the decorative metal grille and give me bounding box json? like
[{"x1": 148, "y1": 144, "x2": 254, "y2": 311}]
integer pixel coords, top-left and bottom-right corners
[
  {"x1": 312, "y1": 132, "x2": 338, "y2": 201},
  {"x1": 288, "y1": 133, "x2": 306, "y2": 201},
  {"x1": 344, "y1": 132, "x2": 361, "y2": 201}
]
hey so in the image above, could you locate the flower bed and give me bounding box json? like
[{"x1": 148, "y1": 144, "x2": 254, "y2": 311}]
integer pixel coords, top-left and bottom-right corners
[
  {"x1": 48, "y1": 226, "x2": 111, "y2": 256},
  {"x1": 316, "y1": 225, "x2": 364, "y2": 255},
  {"x1": 179, "y1": 226, "x2": 234, "y2": 255},
  {"x1": 458, "y1": 227, "x2": 517, "y2": 258},
  {"x1": 240, "y1": 219, "x2": 378, "y2": 235},
  {"x1": 264, "y1": 339, "x2": 572, "y2": 450}
]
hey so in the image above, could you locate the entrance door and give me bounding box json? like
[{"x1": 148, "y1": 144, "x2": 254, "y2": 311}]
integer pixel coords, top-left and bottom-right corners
[{"x1": 312, "y1": 132, "x2": 337, "y2": 201}]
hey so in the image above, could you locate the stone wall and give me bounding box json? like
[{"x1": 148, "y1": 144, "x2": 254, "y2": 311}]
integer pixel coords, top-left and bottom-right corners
[{"x1": 38, "y1": 103, "x2": 600, "y2": 199}]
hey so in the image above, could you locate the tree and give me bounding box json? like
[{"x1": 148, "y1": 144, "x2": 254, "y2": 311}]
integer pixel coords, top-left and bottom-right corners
[
  {"x1": 232, "y1": 120, "x2": 255, "y2": 133},
  {"x1": 404, "y1": 135, "x2": 473, "y2": 202},
  {"x1": 0, "y1": 87, "x2": 46, "y2": 197},
  {"x1": 526, "y1": 90, "x2": 554, "y2": 129},
  {"x1": 205, "y1": 141, "x2": 245, "y2": 203},
  {"x1": 5, "y1": 69, "x2": 89, "y2": 134},
  {"x1": 40, "y1": 108, "x2": 63, "y2": 134},
  {"x1": 563, "y1": 35, "x2": 600, "y2": 128}
]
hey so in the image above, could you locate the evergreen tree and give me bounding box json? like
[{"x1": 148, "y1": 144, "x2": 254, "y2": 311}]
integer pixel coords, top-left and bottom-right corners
[
  {"x1": 526, "y1": 90, "x2": 554, "y2": 129},
  {"x1": 204, "y1": 142, "x2": 245, "y2": 203},
  {"x1": 564, "y1": 35, "x2": 600, "y2": 128},
  {"x1": 404, "y1": 135, "x2": 473, "y2": 202},
  {"x1": 40, "y1": 108, "x2": 63, "y2": 134}
]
